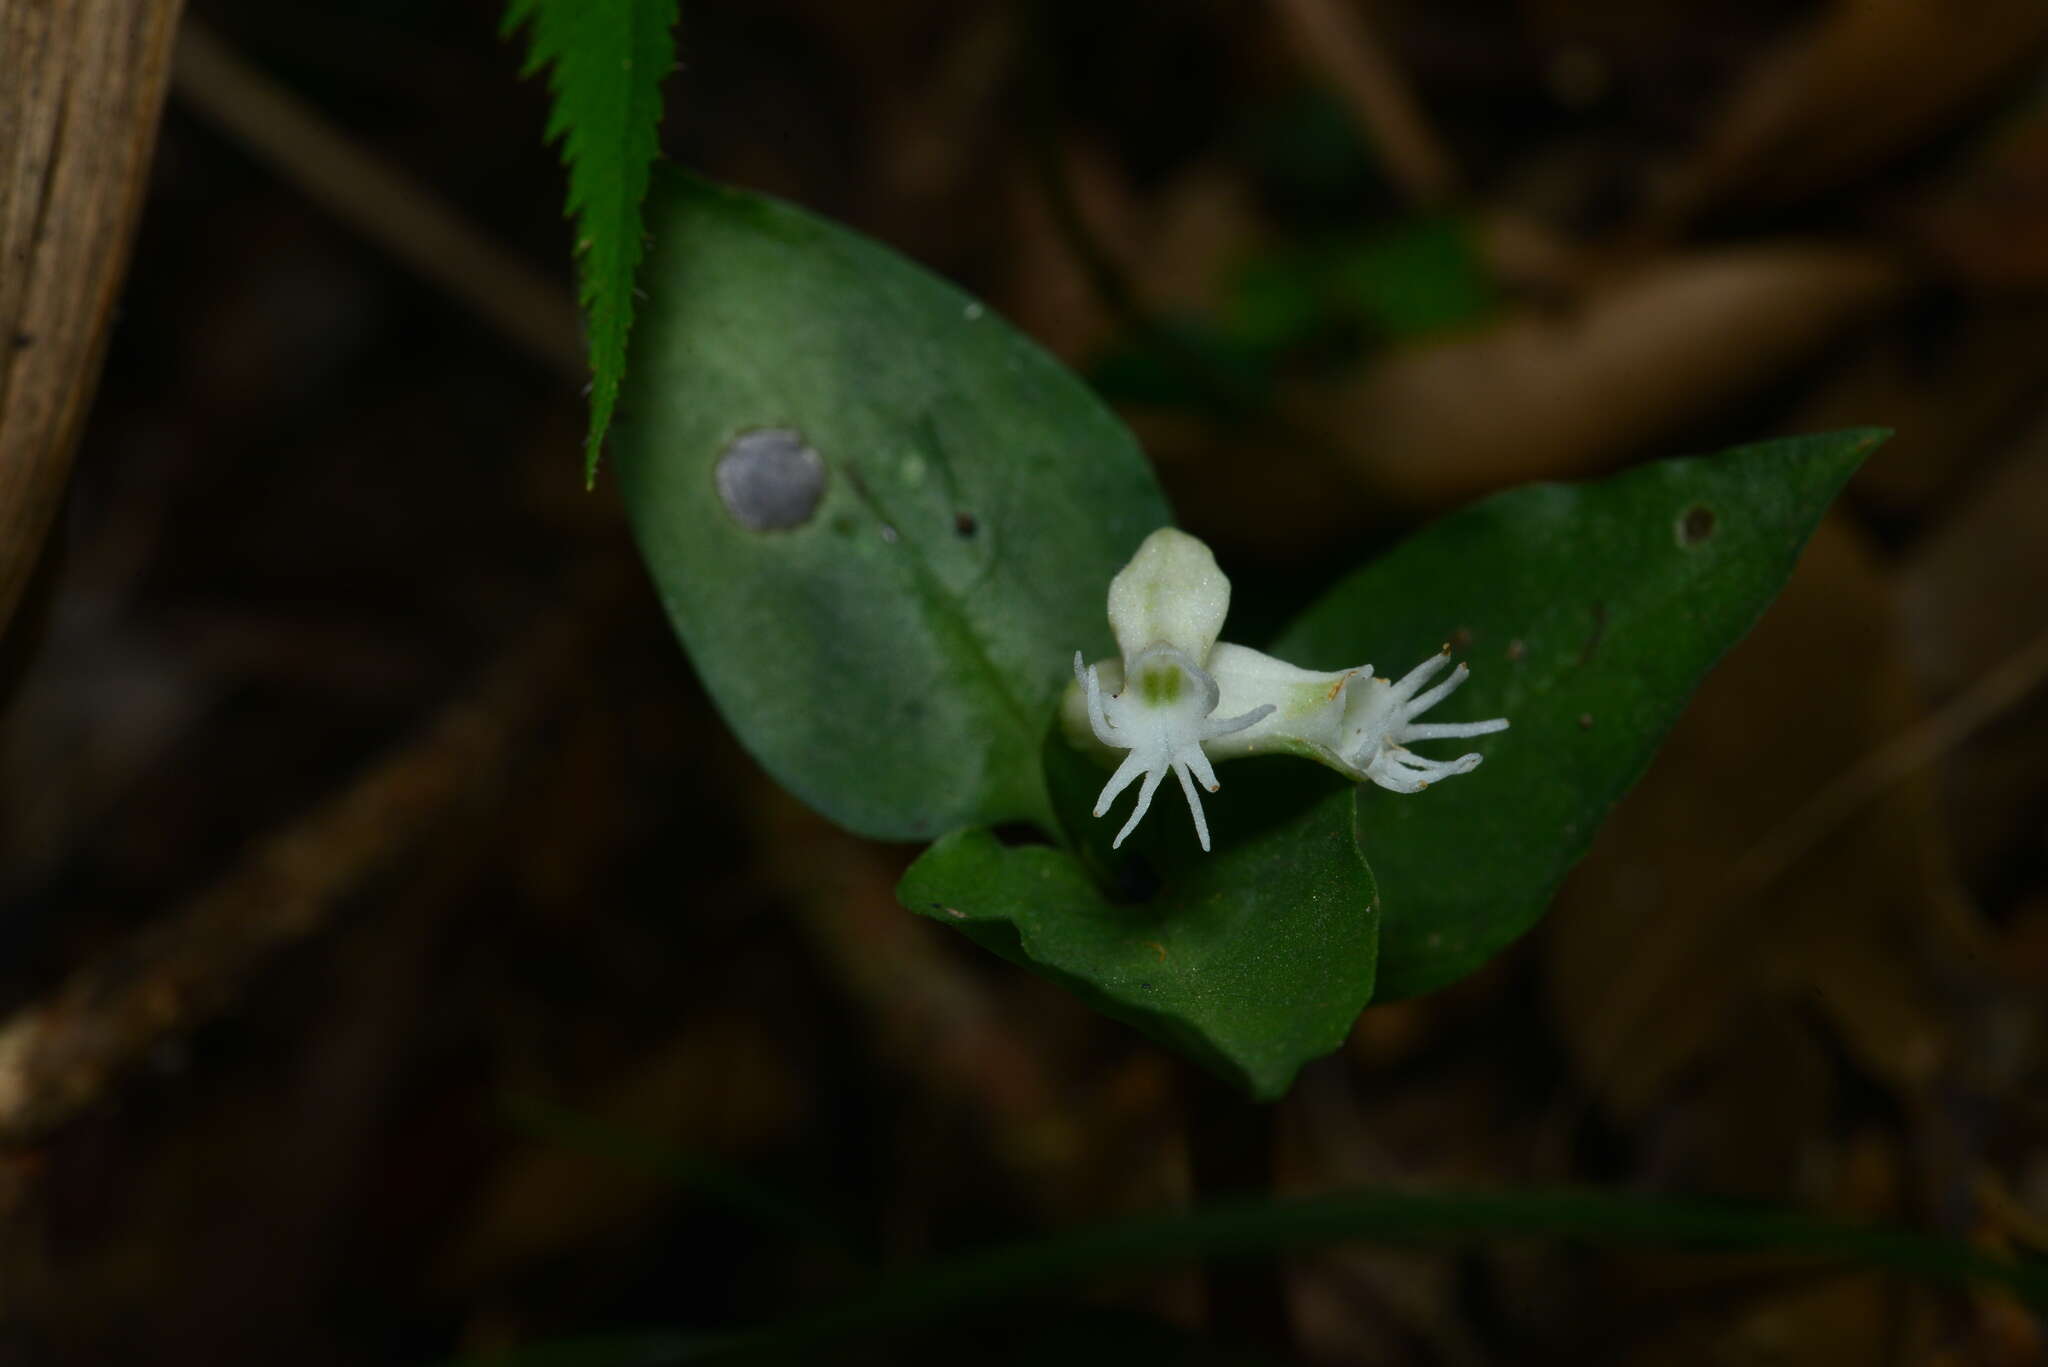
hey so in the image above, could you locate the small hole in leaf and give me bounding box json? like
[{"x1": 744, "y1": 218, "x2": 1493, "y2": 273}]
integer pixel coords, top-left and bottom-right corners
[
  {"x1": 715, "y1": 428, "x2": 826, "y2": 531},
  {"x1": 954, "y1": 511, "x2": 978, "y2": 537},
  {"x1": 1679, "y1": 504, "x2": 1716, "y2": 546}
]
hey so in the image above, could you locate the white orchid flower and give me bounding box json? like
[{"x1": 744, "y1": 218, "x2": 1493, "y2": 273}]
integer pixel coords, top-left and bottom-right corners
[{"x1": 1064, "y1": 528, "x2": 1509, "y2": 850}]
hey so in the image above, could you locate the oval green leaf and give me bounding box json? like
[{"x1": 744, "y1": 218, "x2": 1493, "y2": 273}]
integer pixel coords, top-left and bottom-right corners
[
  {"x1": 899, "y1": 757, "x2": 1377, "y2": 1101},
  {"x1": 1269, "y1": 429, "x2": 1884, "y2": 1000},
  {"x1": 615, "y1": 172, "x2": 1170, "y2": 840}
]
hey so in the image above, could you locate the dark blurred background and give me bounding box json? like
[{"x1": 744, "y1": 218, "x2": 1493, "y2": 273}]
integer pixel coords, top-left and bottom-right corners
[{"x1": 3, "y1": 0, "x2": 2047, "y2": 1362}]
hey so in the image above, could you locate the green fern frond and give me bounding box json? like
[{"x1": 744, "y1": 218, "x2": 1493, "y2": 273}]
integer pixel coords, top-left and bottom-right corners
[{"x1": 504, "y1": 0, "x2": 679, "y2": 485}]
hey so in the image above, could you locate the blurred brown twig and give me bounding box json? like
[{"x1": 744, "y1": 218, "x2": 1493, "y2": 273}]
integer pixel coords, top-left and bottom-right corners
[
  {"x1": 171, "y1": 17, "x2": 585, "y2": 383},
  {"x1": 1267, "y1": 0, "x2": 1459, "y2": 209},
  {"x1": 1733, "y1": 620, "x2": 2048, "y2": 898},
  {"x1": 0, "y1": 559, "x2": 628, "y2": 1147}
]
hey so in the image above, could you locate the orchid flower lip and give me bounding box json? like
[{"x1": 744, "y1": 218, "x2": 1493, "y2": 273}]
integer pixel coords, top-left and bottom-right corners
[{"x1": 1072, "y1": 648, "x2": 1272, "y2": 852}]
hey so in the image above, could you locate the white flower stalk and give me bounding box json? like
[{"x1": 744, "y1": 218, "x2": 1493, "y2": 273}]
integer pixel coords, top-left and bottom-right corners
[{"x1": 1065, "y1": 528, "x2": 1508, "y2": 850}]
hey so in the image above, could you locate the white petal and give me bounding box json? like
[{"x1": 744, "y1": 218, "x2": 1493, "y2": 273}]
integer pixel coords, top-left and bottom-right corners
[
  {"x1": 1058, "y1": 655, "x2": 1127, "y2": 764},
  {"x1": 1365, "y1": 741, "x2": 1486, "y2": 794},
  {"x1": 1397, "y1": 718, "x2": 1510, "y2": 742},
  {"x1": 1112, "y1": 764, "x2": 1168, "y2": 848},
  {"x1": 1107, "y1": 528, "x2": 1231, "y2": 665},
  {"x1": 1201, "y1": 642, "x2": 1354, "y2": 760},
  {"x1": 1386, "y1": 650, "x2": 1452, "y2": 701},
  {"x1": 1172, "y1": 761, "x2": 1211, "y2": 851},
  {"x1": 1074, "y1": 652, "x2": 1120, "y2": 747},
  {"x1": 1344, "y1": 651, "x2": 1507, "y2": 787},
  {"x1": 1094, "y1": 748, "x2": 1152, "y2": 816},
  {"x1": 1404, "y1": 659, "x2": 1470, "y2": 715}
]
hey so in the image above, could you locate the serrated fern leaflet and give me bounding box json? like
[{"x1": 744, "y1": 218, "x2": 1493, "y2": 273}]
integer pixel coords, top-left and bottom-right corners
[{"x1": 504, "y1": 0, "x2": 679, "y2": 484}]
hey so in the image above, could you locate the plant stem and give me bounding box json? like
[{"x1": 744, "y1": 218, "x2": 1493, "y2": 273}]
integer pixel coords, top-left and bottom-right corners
[{"x1": 1183, "y1": 1068, "x2": 1293, "y2": 1355}]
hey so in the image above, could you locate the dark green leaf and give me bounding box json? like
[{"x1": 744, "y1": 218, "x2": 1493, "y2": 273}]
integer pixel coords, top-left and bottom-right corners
[
  {"x1": 1270, "y1": 429, "x2": 1885, "y2": 999},
  {"x1": 504, "y1": 0, "x2": 679, "y2": 482},
  {"x1": 899, "y1": 756, "x2": 1376, "y2": 1100},
  {"x1": 453, "y1": 1185, "x2": 2046, "y2": 1364},
  {"x1": 615, "y1": 173, "x2": 1170, "y2": 840}
]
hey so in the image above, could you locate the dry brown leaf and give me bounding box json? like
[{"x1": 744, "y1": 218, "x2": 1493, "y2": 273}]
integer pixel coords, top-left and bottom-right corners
[
  {"x1": 1652, "y1": 0, "x2": 2048, "y2": 227},
  {"x1": 1545, "y1": 515, "x2": 1974, "y2": 1121},
  {"x1": 0, "y1": 0, "x2": 185, "y2": 644},
  {"x1": 1132, "y1": 409, "x2": 1373, "y2": 560},
  {"x1": 868, "y1": 7, "x2": 1021, "y2": 209},
  {"x1": 1657, "y1": 1010, "x2": 1835, "y2": 1202},
  {"x1": 1001, "y1": 140, "x2": 1266, "y2": 364},
  {"x1": 1901, "y1": 417, "x2": 2048, "y2": 696},
  {"x1": 1306, "y1": 243, "x2": 1908, "y2": 512},
  {"x1": 1613, "y1": 1272, "x2": 1937, "y2": 1367},
  {"x1": 1790, "y1": 305, "x2": 2048, "y2": 518},
  {"x1": 1899, "y1": 414, "x2": 2048, "y2": 879},
  {"x1": 1899, "y1": 114, "x2": 2048, "y2": 289}
]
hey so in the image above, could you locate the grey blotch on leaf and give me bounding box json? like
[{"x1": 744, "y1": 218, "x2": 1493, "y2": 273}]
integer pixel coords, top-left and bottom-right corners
[{"x1": 716, "y1": 428, "x2": 826, "y2": 531}]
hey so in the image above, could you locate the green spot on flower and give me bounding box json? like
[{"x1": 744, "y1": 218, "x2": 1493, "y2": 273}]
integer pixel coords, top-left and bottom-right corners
[{"x1": 1140, "y1": 666, "x2": 1183, "y2": 705}]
